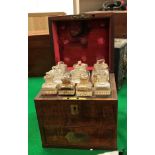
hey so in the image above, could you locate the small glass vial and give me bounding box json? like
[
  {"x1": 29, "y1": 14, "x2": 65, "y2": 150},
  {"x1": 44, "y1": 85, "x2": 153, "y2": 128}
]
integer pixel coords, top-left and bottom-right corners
[
  {"x1": 51, "y1": 61, "x2": 68, "y2": 84},
  {"x1": 94, "y1": 59, "x2": 108, "y2": 71},
  {"x1": 58, "y1": 73, "x2": 75, "y2": 96},
  {"x1": 71, "y1": 61, "x2": 89, "y2": 84},
  {"x1": 57, "y1": 61, "x2": 67, "y2": 73},
  {"x1": 92, "y1": 59, "x2": 111, "y2": 96},
  {"x1": 76, "y1": 73, "x2": 92, "y2": 97},
  {"x1": 41, "y1": 72, "x2": 58, "y2": 95}
]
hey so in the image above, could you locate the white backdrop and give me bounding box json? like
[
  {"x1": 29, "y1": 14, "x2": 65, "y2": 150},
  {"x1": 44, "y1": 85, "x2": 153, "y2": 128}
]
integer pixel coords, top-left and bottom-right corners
[{"x1": 28, "y1": 0, "x2": 74, "y2": 15}]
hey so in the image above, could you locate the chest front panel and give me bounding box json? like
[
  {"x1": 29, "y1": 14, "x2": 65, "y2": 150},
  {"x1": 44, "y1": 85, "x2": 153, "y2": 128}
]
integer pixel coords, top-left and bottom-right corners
[{"x1": 36, "y1": 99, "x2": 117, "y2": 149}]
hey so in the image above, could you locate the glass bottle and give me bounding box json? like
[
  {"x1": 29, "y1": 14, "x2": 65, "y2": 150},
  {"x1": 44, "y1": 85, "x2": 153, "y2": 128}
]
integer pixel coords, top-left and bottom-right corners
[
  {"x1": 76, "y1": 72, "x2": 92, "y2": 97},
  {"x1": 58, "y1": 72, "x2": 75, "y2": 96},
  {"x1": 51, "y1": 61, "x2": 68, "y2": 84},
  {"x1": 70, "y1": 61, "x2": 89, "y2": 84},
  {"x1": 41, "y1": 72, "x2": 58, "y2": 95},
  {"x1": 92, "y1": 59, "x2": 111, "y2": 96}
]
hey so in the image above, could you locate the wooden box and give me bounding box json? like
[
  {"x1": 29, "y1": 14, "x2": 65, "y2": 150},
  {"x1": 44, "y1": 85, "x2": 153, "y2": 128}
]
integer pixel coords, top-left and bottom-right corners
[
  {"x1": 35, "y1": 13, "x2": 118, "y2": 149},
  {"x1": 28, "y1": 12, "x2": 65, "y2": 76},
  {"x1": 114, "y1": 38, "x2": 127, "y2": 89}
]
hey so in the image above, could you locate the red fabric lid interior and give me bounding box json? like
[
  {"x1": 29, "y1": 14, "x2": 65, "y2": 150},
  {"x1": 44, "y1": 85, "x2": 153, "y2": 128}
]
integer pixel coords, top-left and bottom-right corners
[{"x1": 52, "y1": 18, "x2": 110, "y2": 70}]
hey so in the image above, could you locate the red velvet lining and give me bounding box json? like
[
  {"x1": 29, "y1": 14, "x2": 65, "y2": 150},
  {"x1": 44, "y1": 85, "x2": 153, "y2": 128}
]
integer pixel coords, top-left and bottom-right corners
[
  {"x1": 52, "y1": 19, "x2": 110, "y2": 69},
  {"x1": 52, "y1": 22, "x2": 60, "y2": 62}
]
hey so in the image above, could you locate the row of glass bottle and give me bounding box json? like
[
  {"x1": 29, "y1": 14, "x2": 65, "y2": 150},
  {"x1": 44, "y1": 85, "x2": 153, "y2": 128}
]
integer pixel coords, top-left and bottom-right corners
[{"x1": 41, "y1": 59, "x2": 111, "y2": 96}]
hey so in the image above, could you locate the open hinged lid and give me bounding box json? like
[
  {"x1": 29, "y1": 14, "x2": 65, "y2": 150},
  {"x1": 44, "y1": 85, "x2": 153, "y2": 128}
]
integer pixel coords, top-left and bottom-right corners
[{"x1": 48, "y1": 13, "x2": 114, "y2": 72}]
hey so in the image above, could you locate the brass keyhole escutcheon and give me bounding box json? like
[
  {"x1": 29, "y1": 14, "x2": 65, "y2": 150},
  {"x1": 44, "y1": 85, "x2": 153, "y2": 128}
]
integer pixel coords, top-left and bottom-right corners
[{"x1": 71, "y1": 104, "x2": 79, "y2": 115}]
